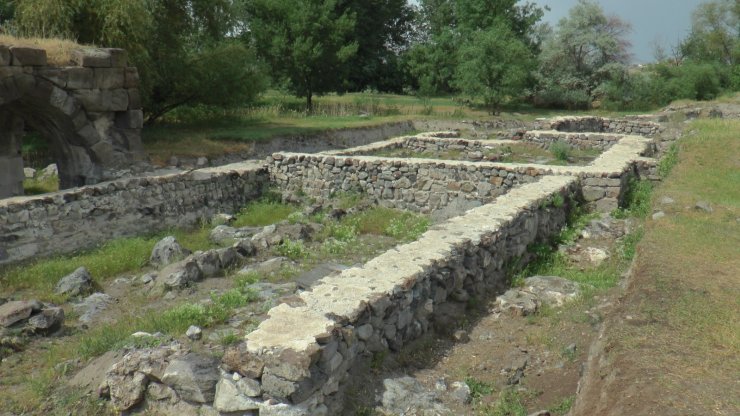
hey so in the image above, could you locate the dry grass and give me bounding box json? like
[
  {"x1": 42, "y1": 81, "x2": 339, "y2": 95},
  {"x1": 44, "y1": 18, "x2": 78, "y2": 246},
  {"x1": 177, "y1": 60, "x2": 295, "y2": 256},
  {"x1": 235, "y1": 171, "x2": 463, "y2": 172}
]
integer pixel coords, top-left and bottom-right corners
[{"x1": 0, "y1": 34, "x2": 89, "y2": 66}]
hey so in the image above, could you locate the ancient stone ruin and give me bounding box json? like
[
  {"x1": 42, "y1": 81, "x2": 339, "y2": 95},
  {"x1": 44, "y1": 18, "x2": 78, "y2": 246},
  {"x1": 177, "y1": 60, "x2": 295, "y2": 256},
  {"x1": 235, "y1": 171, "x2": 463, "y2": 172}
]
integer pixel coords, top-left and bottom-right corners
[
  {"x1": 0, "y1": 45, "x2": 145, "y2": 198},
  {"x1": 0, "y1": 114, "x2": 668, "y2": 414}
]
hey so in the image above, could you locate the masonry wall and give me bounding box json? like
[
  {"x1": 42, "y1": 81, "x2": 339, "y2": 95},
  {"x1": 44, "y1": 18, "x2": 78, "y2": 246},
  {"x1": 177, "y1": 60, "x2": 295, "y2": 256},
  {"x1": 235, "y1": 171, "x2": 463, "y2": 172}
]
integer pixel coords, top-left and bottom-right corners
[
  {"x1": 234, "y1": 176, "x2": 579, "y2": 415},
  {"x1": 0, "y1": 162, "x2": 267, "y2": 265},
  {"x1": 541, "y1": 116, "x2": 663, "y2": 137}
]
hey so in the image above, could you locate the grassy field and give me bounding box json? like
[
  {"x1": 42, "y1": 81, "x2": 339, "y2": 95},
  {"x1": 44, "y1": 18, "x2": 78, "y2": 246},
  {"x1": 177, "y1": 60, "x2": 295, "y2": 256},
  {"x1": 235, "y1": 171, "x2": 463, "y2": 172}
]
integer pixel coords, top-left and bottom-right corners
[
  {"x1": 574, "y1": 118, "x2": 740, "y2": 414},
  {"x1": 143, "y1": 92, "x2": 641, "y2": 164}
]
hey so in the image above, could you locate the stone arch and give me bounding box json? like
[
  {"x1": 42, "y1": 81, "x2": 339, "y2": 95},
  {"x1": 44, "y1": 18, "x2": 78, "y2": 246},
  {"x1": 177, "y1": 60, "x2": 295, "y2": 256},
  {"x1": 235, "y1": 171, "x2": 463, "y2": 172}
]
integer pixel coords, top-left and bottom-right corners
[{"x1": 0, "y1": 45, "x2": 145, "y2": 198}]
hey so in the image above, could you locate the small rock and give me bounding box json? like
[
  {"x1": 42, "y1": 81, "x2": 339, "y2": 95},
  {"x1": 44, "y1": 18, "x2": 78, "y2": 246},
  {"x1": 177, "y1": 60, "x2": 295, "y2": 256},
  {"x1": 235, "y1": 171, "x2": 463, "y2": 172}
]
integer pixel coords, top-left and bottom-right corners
[
  {"x1": 136, "y1": 273, "x2": 156, "y2": 285},
  {"x1": 210, "y1": 225, "x2": 238, "y2": 244},
  {"x1": 27, "y1": 306, "x2": 64, "y2": 333},
  {"x1": 233, "y1": 239, "x2": 257, "y2": 257},
  {"x1": 39, "y1": 163, "x2": 58, "y2": 178},
  {"x1": 565, "y1": 343, "x2": 577, "y2": 355},
  {"x1": 450, "y1": 381, "x2": 472, "y2": 404},
  {"x1": 434, "y1": 378, "x2": 447, "y2": 392},
  {"x1": 146, "y1": 382, "x2": 178, "y2": 402},
  {"x1": 222, "y1": 343, "x2": 264, "y2": 379},
  {"x1": 193, "y1": 250, "x2": 222, "y2": 278},
  {"x1": 162, "y1": 353, "x2": 220, "y2": 403},
  {"x1": 237, "y1": 377, "x2": 261, "y2": 397},
  {"x1": 131, "y1": 331, "x2": 153, "y2": 338},
  {"x1": 659, "y1": 196, "x2": 675, "y2": 205},
  {"x1": 0, "y1": 300, "x2": 39, "y2": 327},
  {"x1": 695, "y1": 201, "x2": 713, "y2": 213},
  {"x1": 453, "y1": 330, "x2": 470, "y2": 343},
  {"x1": 652, "y1": 211, "x2": 666, "y2": 220},
  {"x1": 523, "y1": 276, "x2": 580, "y2": 307},
  {"x1": 380, "y1": 377, "x2": 449, "y2": 415},
  {"x1": 239, "y1": 257, "x2": 287, "y2": 276},
  {"x1": 74, "y1": 293, "x2": 113, "y2": 324},
  {"x1": 162, "y1": 260, "x2": 203, "y2": 290},
  {"x1": 23, "y1": 167, "x2": 36, "y2": 179},
  {"x1": 54, "y1": 267, "x2": 94, "y2": 298},
  {"x1": 213, "y1": 378, "x2": 259, "y2": 412},
  {"x1": 496, "y1": 290, "x2": 539, "y2": 316},
  {"x1": 212, "y1": 213, "x2": 236, "y2": 225},
  {"x1": 356, "y1": 324, "x2": 373, "y2": 341},
  {"x1": 196, "y1": 157, "x2": 209, "y2": 167},
  {"x1": 186, "y1": 325, "x2": 202, "y2": 341},
  {"x1": 528, "y1": 411, "x2": 551, "y2": 416},
  {"x1": 327, "y1": 208, "x2": 347, "y2": 220},
  {"x1": 216, "y1": 247, "x2": 239, "y2": 269},
  {"x1": 583, "y1": 247, "x2": 609, "y2": 266},
  {"x1": 150, "y1": 236, "x2": 190, "y2": 267}
]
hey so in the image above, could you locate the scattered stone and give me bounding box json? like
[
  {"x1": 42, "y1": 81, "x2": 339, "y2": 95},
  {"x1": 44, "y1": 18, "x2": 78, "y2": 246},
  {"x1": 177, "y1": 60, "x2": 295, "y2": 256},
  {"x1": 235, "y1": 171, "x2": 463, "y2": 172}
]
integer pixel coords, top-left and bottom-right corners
[
  {"x1": 222, "y1": 343, "x2": 264, "y2": 379},
  {"x1": 237, "y1": 377, "x2": 262, "y2": 397},
  {"x1": 196, "y1": 157, "x2": 209, "y2": 167},
  {"x1": 580, "y1": 215, "x2": 627, "y2": 239},
  {"x1": 453, "y1": 330, "x2": 470, "y2": 343},
  {"x1": 295, "y1": 263, "x2": 349, "y2": 290},
  {"x1": 583, "y1": 247, "x2": 609, "y2": 266},
  {"x1": 161, "y1": 260, "x2": 203, "y2": 290},
  {"x1": 146, "y1": 382, "x2": 179, "y2": 403},
  {"x1": 150, "y1": 236, "x2": 190, "y2": 267},
  {"x1": 216, "y1": 247, "x2": 239, "y2": 269},
  {"x1": 54, "y1": 267, "x2": 94, "y2": 298},
  {"x1": 380, "y1": 377, "x2": 450, "y2": 415},
  {"x1": 213, "y1": 378, "x2": 260, "y2": 412},
  {"x1": 209, "y1": 225, "x2": 258, "y2": 245},
  {"x1": 449, "y1": 381, "x2": 472, "y2": 404},
  {"x1": 251, "y1": 225, "x2": 278, "y2": 248},
  {"x1": 522, "y1": 276, "x2": 580, "y2": 307},
  {"x1": 659, "y1": 196, "x2": 675, "y2": 205},
  {"x1": 186, "y1": 325, "x2": 202, "y2": 341},
  {"x1": 496, "y1": 290, "x2": 539, "y2": 316},
  {"x1": 27, "y1": 306, "x2": 64, "y2": 333},
  {"x1": 233, "y1": 239, "x2": 257, "y2": 257},
  {"x1": 39, "y1": 163, "x2": 58, "y2": 178},
  {"x1": 652, "y1": 211, "x2": 666, "y2": 220},
  {"x1": 212, "y1": 213, "x2": 236, "y2": 225},
  {"x1": 695, "y1": 201, "x2": 713, "y2": 213},
  {"x1": 23, "y1": 167, "x2": 36, "y2": 179},
  {"x1": 246, "y1": 282, "x2": 297, "y2": 302},
  {"x1": 74, "y1": 293, "x2": 113, "y2": 324},
  {"x1": 162, "y1": 353, "x2": 220, "y2": 403},
  {"x1": 193, "y1": 250, "x2": 221, "y2": 278},
  {"x1": 434, "y1": 378, "x2": 448, "y2": 392},
  {"x1": 239, "y1": 257, "x2": 287, "y2": 276},
  {"x1": 136, "y1": 273, "x2": 156, "y2": 285},
  {"x1": 0, "y1": 300, "x2": 39, "y2": 327}
]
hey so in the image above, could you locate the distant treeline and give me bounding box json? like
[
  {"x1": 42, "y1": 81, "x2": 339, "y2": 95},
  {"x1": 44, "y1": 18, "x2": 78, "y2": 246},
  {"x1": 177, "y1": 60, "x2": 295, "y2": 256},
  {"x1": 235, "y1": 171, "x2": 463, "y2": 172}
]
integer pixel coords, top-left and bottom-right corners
[{"x1": 2, "y1": 0, "x2": 737, "y2": 119}]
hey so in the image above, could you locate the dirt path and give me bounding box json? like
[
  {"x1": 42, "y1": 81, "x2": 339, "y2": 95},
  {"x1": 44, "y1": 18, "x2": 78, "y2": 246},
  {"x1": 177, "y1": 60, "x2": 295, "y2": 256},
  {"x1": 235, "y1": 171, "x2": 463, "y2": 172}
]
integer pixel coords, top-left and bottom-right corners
[{"x1": 573, "y1": 119, "x2": 740, "y2": 415}]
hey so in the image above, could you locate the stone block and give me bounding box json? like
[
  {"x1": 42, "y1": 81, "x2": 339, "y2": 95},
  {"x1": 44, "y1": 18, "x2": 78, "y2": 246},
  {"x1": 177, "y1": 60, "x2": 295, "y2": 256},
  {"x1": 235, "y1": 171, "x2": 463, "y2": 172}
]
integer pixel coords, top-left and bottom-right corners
[
  {"x1": 10, "y1": 47, "x2": 47, "y2": 66},
  {"x1": 65, "y1": 67, "x2": 94, "y2": 89},
  {"x1": 94, "y1": 67, "x2": 125, "y2": 89},
  {"x1": 72, "y1": 48, "x2": 111, "y2": 67},
  {"x1": 115, "y1": 110, "x2": 144, "y2": 129},
  {"x1": 127, "y1": 88, "x2": 142, "y2": 109},
  {"x1": 108, "y1": 48, "x2": 128, "y2": 67},
  {"x1": 124, "y1": 67, "x2": 140, "y2": 88},
  {"x1": 107, "y1": 89, "x2": 129, "y2": 111},
  {"x1": 73, "y1": 89, "x2": 103, "y2": 111},
  {"x1": 0, "y1": 66, "x2": 23, "y2": 79},
  {"x1": 0, "y1": 45, "x2": 10, "y2": 66},
  {"x1": 49, "y1": 86, "x2": 77, "y2": 116},
  {"x1": 35, "y1": 68, "x2": 67, "y2": 87}
]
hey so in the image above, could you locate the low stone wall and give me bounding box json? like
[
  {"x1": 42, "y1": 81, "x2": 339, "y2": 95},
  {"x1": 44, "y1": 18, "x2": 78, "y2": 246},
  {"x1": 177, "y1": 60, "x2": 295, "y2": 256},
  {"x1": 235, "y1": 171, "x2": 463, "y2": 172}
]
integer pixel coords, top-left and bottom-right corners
[
  {"x1": 521, "y1": 130, "x2": 623, "y2": 150},
  {"x1": 269, "y1": 133, "x2": 653, "y2": 214},
  {"x1": 540, "y1": 116, "x2": 663, "y2": 137},
  {"x1": 0, "y1": 162, "x2": 267, "y2": 265},
  {"x1": 233, "y1": 176, "x2": 578, "y2": 415}
]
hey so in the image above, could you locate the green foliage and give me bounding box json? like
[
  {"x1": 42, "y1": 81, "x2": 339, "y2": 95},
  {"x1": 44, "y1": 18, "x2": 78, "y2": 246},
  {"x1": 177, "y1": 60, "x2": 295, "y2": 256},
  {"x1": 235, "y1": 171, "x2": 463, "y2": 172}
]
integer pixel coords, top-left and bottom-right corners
[
  {"x1": 384, "y1": 212, "x2": 430, "y2": 242},
  {"x1": 659, "y1": 143, "x2": 680, "y2": 178},
  {"x1": 465, "y1": 377, "x2": 494, "y2": 400},
  {"x1": 233, "y1": 198, "x2": 295, "y2": 227},
  {"x1": 23, "y1": 175, "x2": 59, "y2": 195},
  {"x1": 276, "y1": 239, "x2": 308, "y2": 260},
  {"x1": 244, "y1": 0, "x2": 358, "y2": 111},
  {"x1": 454, "y1": 21, "x2": 535, "y2": 113},
  {"x1": 548, "y1": 395, "x2": 576, "y2": 415},
  {"x1": 549, "y1": 141, "x2": 572, "y2": 162},
  {"x1": 480, "y1": 388, "x2": 528, "y2": 416},
  {"x1": 534, "y1": 0, "x2": 630, "y2": 109},
  {"x1": 613, "y1": 178, "x2": 653, "y2": 219}
]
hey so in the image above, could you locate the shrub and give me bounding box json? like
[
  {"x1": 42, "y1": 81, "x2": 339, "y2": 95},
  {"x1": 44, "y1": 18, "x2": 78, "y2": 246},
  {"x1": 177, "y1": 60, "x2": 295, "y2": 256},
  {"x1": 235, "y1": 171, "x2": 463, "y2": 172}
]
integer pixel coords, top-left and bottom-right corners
[
  {"x1": 276, "y1": 239, "x2": 308, "y2": 259},
  {"x1": 549, "y1": 141, "x2": 571, "y2": 162}
]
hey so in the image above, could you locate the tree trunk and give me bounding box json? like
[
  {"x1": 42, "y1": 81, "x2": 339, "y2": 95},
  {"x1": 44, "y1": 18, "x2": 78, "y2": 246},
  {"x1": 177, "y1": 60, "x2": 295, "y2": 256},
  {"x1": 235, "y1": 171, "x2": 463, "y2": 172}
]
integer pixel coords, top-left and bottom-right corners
[{"x1": 306, "y1": 91, "x2": 313, "y2": 114}]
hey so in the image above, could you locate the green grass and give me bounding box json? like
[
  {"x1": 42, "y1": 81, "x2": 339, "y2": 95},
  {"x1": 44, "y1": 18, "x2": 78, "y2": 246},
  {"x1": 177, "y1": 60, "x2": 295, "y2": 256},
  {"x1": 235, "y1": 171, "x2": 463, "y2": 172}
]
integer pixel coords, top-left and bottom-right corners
[
  {"x1": 340, "y1": 207, "x2": 430, "y2": 242},
  {"x1": 232, "y1": 198, "x2": 296, "y2": 227},
  {"x1": 613, "y1": 177, "x2": 653, "y2": 219},
  {"x1": 275, "y1": 239, "x2": 308, "y2": 260},
  {"x1": 549, "y1": 141, "x2": 571, "y2": 162},
  {"x1": 479, "y1": 388, "x2": 528, "y2": 416},
  {"x1": 78, "y1": 289, "x2": 256, "y2": 358},
  {"x1": 23, "y1": 175, "x2": 59, "y2": 195},
  {"x1": 465, "y1": 377, "x2": 495, "y2": 401}
]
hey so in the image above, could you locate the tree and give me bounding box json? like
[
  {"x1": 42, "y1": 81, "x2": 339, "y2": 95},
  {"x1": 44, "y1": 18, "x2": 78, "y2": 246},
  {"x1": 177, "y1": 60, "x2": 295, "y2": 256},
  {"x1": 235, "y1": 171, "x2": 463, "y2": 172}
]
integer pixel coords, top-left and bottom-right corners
[
  {"x1": 343, "y1": 0, "x2": 415, "y2": 92},
  {"x1": 681, "y1": 0, "x2": 739, "y2": 66},
  {"x1": 454, "y1": 20, "x2": 534, "y2": 112},
  {"x1": 9, "y1": 0, "x2": 267, "y2": 123},
  {"x1": 534, "y1": 0, "x2": 631, "y2": 109},
  {"x1": 244, "y1": 0, "x2": 358, "y2": 112}
]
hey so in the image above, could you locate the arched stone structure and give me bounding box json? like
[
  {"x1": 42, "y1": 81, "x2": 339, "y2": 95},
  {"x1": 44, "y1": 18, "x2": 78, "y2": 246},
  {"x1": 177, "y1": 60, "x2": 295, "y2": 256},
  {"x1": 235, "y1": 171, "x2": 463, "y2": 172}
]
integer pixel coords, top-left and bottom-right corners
[{"x1": 0, "y1": 45, "x2": 145, "y2": 198}]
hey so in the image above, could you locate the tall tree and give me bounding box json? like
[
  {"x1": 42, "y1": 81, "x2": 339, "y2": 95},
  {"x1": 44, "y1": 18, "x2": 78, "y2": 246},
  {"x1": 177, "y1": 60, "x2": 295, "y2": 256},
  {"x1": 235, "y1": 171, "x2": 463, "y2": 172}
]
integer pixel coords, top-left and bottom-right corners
[
  {"x1": 681, "y1": 0, "x2": 739, "y2": 66},
  {"x1": 244, "y1": 0, "x2": 358, "y2": 111},
  {"x1": 343, "y1": 0, "x2": 415, "y2": 92},
  {"x1": 534, "y1": 0, "x2": 631, "y2": 109},
  {"x1": 454, "y1": 20, "x2": 534, "y2": 113}
]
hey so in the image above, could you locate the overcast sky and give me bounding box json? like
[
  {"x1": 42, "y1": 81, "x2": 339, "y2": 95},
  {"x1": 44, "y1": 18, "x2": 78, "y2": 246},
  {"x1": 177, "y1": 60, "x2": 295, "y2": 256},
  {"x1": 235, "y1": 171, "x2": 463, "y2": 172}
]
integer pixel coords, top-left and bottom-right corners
[{"x1": 527, "y1": 0, "x2": 706, "y2": 63}]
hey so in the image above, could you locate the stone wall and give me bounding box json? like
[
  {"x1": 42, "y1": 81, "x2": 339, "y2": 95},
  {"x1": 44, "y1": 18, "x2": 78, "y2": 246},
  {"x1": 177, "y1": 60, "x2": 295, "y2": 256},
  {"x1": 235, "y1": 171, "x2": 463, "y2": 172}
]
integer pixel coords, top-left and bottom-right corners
[
  {"x1": 0, "y1": 45, "x2": 145, "y2": 197},
  {"x1": 232, "y1": 176, "x2": 578, "y2": 415},
  {"x1": 269, "y1": 133, "x2": 653, "y2": 214},
  {"x1": 0, "y1": 162, "x2": 266, "y2": 265},
  {"x1": 521, "y1": 130, "x2": 624, "y2": 150},
  {"x1": 539, "y1": 116, "x2": 663, "y2": 137}
]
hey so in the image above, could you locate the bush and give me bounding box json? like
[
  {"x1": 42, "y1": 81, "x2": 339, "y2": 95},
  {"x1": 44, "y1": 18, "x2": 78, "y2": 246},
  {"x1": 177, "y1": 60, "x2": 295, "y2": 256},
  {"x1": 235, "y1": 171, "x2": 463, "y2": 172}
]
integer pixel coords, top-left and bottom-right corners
[{"x1": 549, "y1": 141, "x2": 571, "y2": 162}]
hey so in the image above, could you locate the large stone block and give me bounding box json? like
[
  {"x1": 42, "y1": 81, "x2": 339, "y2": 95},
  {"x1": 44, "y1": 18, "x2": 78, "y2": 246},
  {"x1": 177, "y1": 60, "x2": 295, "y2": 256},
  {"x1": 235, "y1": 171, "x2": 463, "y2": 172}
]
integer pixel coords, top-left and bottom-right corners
[
  {"x1": 35, "y1": 68, "x2": 67, "y2": 87},
  {"x1": 10, "y1": 47, "x2": 47, "y2": 66},
  {"x1": 94, "y1": 67, "x2": 125, "y2": 89},
  {"x1": 49, "y1": 86, "x2": 77, "y2": 116},
  {"x1": 106, "y1": 89, "x2": 129, "y2": 111},
  {"x1": 0, "y1": 66, "x2": 23, "y2": 79},
  {"x1": 108, "y1": 48, "x2": 128, "y2": 67},
  {"x1": 65, "y1": 67, "x2": 94, "y2": 89},
  {"x1": 127, "y1": 88, "x2": 141, "y2": 109},
  {"x1": 73, "y1": 89, "x2": 103, "y2": 111},
  {"x1": 72, "y1": 48, "x2": 111, "y2": 68},
  {"x1": 115, "y1": 110, "x2": 144, "y2": 129}
]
